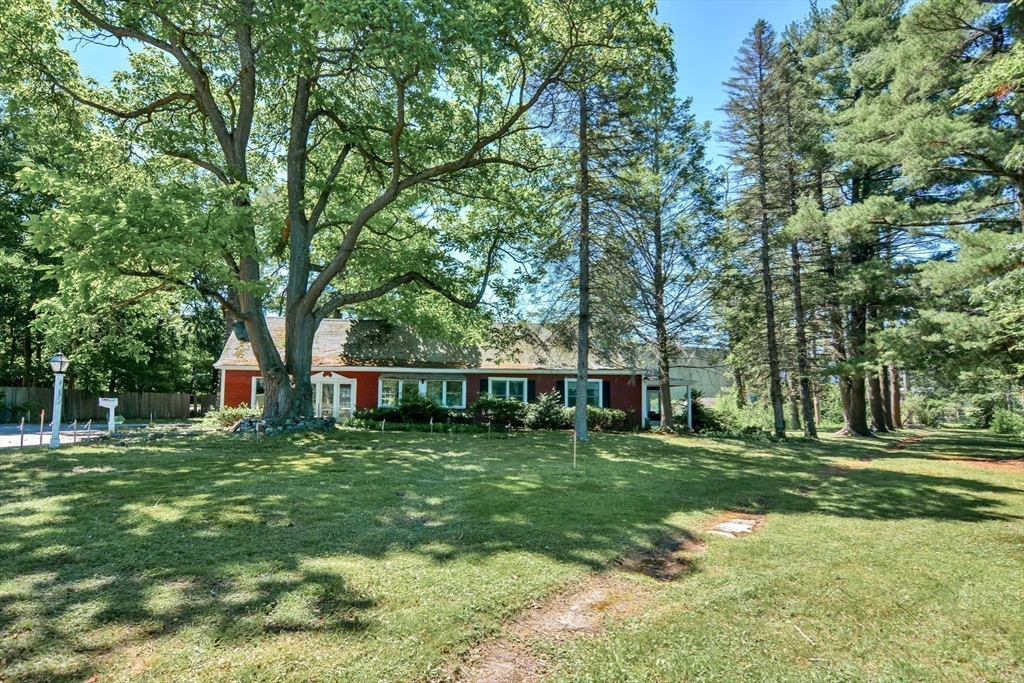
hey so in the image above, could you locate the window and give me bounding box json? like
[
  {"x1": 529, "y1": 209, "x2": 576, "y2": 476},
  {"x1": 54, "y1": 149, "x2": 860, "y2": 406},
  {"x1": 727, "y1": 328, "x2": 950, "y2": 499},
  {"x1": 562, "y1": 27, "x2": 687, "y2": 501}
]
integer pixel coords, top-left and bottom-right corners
[
  {"x1": 425, "y1": 379, "x2": 465, "y2": 408},
  {"x1": 379, "y1": 377, "x2": 466, "y2": 409},
  {"x1": 489, "y1": 378, "x2": 527, "y2": 403},
  {"x1": 565, "y1": 379, "x2": 601, "y2": 407},
  {"x1": 251, "y1": 377, "x2": 265, "y2": 409},
  {"x1": 381, "y1": 378, "x2": 399, "y2": 407}
]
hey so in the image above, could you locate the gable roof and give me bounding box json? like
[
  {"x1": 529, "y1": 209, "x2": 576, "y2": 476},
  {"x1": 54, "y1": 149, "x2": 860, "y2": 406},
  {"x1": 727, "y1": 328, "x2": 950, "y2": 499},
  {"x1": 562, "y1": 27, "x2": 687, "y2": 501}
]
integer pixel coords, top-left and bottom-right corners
[{"x1": 214, "y1": 317, "x2": 639, "y2": 373}]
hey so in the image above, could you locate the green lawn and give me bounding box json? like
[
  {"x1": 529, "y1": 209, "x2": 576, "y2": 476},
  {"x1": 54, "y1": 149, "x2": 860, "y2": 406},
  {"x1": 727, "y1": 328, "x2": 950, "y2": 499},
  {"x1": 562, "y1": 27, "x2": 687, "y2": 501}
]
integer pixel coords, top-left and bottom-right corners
[{"x1": 1, "y1": 427, "x2": 1021, "y2": 682}]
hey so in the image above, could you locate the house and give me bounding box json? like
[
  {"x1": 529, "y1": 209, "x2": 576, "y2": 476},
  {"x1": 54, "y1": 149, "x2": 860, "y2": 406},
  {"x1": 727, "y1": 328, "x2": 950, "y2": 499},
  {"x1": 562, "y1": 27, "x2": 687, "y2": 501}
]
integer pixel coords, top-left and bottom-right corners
[{"x1": 214, "y1": 318, "x2": 692, "y2": 425}]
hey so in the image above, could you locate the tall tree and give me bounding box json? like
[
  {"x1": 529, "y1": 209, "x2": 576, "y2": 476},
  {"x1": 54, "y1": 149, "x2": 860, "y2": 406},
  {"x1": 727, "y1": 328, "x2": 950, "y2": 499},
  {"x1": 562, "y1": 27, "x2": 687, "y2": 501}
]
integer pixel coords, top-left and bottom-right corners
[
  {"x1": 575, "y1": 87, "x2": 593, "y2": 440},
  {"x1": 776, "y1": 32, "x2": 818, "y2": 437},
  {"x1": 4, "y1": 0, "x2": 664, "y2": 421},
  {"x1": 603, "y1": 96, "x2": 719, "y2": 430},
  {"x1": 722, "y1": 19, "x2": 787, "y2": 437}
]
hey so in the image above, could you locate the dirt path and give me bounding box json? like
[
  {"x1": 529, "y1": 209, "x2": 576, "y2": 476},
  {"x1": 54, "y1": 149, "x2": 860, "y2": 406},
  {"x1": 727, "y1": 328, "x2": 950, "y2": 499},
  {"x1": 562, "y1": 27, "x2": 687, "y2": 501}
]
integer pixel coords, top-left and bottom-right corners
[
  {"x1": 886, "y1": 434, "x2": 926, "y2": 452},
  {"x1": 449, "y1": 518, "x2": 759, "y2": 683}
]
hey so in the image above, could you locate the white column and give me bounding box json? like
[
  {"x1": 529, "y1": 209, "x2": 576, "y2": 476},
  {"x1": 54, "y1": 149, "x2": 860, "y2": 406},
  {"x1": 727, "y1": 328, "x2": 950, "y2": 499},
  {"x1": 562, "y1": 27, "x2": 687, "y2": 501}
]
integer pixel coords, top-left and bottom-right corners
[{"x1": 49, "y1": 373, "x2": 65, "y2": 449}]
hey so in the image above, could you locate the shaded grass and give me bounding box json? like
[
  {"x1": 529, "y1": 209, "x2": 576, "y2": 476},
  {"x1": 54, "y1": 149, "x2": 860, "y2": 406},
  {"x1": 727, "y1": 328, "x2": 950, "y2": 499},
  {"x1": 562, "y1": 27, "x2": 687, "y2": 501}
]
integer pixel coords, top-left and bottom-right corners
[{"x1": 0, "y1": 427, "x2": 1020, "y2": 681}]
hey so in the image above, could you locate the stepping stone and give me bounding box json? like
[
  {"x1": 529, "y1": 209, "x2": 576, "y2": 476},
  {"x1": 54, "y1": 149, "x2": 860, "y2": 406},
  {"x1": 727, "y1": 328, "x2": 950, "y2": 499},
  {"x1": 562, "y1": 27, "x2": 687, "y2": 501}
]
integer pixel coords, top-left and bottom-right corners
[{"x1": 707, "y1": 518, "x2": 759, "y2": 538}]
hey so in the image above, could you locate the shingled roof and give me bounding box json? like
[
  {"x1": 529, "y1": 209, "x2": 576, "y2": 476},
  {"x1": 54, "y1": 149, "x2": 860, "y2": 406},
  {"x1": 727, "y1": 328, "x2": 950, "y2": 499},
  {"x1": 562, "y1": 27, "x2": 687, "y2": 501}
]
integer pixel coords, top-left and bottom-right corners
[{"x1": 214, "y1": 317, "x2": 639, "y2": 372}]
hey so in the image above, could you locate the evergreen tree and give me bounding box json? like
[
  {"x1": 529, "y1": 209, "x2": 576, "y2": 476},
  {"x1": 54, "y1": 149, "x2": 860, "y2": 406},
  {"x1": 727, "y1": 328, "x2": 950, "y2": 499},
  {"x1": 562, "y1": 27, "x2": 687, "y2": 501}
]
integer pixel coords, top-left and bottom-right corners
[{"x1": 721, "y1": 20, "x2": 787, "y2": 437}]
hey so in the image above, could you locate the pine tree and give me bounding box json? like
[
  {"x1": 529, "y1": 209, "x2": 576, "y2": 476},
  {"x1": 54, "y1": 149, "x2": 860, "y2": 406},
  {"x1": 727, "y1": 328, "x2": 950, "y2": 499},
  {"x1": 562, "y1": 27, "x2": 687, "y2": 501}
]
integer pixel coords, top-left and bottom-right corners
[{"x1": 722, "y1": 20, "x2": 787, "y2": 438}]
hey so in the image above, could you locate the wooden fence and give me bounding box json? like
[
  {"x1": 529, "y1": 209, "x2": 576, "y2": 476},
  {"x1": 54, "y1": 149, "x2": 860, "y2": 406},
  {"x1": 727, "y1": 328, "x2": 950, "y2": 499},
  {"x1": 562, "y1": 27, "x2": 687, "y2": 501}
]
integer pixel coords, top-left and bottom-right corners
[{"x1": 0, "y1": 387, "x2": 215, "y2": 422}]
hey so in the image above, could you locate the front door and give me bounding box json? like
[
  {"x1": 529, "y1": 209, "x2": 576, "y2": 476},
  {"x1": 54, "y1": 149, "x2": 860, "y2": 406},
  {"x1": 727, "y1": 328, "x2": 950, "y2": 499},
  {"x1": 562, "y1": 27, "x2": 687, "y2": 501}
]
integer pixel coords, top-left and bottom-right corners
[
  {"x1": 646, "y1": 386, "x2": 661, "y2": 425},
  {"x1": 313, "y1": 381, "x2": 355, "y2": 420}
]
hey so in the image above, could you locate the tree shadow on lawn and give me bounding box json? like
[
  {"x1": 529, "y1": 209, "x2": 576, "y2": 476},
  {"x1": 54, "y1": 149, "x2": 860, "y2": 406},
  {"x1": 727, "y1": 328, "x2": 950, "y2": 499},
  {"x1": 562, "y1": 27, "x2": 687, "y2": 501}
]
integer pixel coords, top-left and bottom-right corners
[
  {"x1": 0, "y1": 429, "x2": 1020, "y2": 681},
  {"x1": 872, "y1": 427, "x2": 1023, "y2": 462}
]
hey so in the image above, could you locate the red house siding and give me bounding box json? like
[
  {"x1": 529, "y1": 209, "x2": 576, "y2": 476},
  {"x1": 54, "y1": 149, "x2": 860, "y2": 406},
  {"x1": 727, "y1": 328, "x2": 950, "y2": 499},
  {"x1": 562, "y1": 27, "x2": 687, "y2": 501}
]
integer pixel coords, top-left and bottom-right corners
[
  {"x1": 223, "y1": 369, "x2": 261, "y2": 407},
  {"x1": 221, "y1": 369, "x2": 644, "y2": 415}
]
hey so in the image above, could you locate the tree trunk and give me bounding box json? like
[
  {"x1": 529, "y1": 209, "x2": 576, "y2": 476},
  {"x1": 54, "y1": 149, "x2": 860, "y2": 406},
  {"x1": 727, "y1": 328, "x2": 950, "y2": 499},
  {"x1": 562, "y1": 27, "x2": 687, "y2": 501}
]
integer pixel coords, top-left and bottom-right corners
[
  {"x1": 866, "y1": 309, "x2": 887, "y2": 433},
  {"x1": 821, "y1": 240, "x2": 853, "y2": 435},
  {"x1": 847, "y1": 302, "x2": 873, "y2": 436},
  {"x1": 889, "y1": 364, "x2": 902, "y2": 429},
  {"x1": 575, "y1": 88, "x2": 591, "y2": 441},
  {"x1": 657, "y1": 343, "x2": 674, "y2": 431},
  {"x1": 734, "y1": 367, "x2": 747, "y2": 408},
  {"x1": 758, "y1": 162, "x2": 785, "y2": 437},
  {"x1": 651, "y1": 129, "x2": 674, "y2": 431},
  {"x1": 813, "y1": 382, "x2": 822, "y2": 426},
  {"x1": 790, "y1": 240, "x2": 817, "y2": 437},
  {"x1": 787, "y1": 370, "x2": 801, "y2": 432},
  {"x1": 880, "y1": 365, "x2": 895, "y2": 431}
]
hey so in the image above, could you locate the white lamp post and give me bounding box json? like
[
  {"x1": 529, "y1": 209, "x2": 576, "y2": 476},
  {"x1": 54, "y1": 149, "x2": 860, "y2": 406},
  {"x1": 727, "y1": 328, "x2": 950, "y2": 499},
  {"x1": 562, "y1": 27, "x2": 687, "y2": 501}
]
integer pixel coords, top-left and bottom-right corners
[{"x1": 48, "y1": 353, "x2": 70, "y2": 449}]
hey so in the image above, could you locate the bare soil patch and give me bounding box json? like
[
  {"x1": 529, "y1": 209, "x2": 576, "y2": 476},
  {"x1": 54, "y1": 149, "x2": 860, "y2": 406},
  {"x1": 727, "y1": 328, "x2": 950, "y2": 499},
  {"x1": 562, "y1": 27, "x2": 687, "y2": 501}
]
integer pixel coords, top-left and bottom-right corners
[
  {"x1": 455, "y1": 575, "x2": 649, "y2": 683},
  {"x1": 886, "y1": 435, "x2": 925, "y2": 452},
  {"x1": 453, "y1": 515, "x2": 763, "y2": 682},
  {"x1": 705, "y1": 512, "x2": 767, "y2": 538},
  {"x1": 615, "y1": 534, "x2": 706, "y2": 581}
]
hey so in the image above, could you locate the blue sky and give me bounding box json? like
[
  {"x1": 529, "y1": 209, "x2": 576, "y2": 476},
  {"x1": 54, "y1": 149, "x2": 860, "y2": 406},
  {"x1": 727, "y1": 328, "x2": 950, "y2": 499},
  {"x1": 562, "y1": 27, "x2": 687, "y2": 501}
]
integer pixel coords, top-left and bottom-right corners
[
  {"x1": 66, "y1": 0, "x2": 817, "y2": 163},
  {"x1": 661, "y1": 0, "x2": 818, "y2": 162}
]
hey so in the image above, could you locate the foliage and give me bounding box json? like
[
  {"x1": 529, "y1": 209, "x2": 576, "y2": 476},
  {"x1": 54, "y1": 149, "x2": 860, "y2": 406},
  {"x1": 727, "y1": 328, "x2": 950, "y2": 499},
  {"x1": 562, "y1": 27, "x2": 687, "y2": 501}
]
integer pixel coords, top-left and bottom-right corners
[
  {"x1": 990, "y1": 410, "x2": 1024, "y2": 438},
  {"x1": 560, "y1": 404, "x2": 627, "y2": 431},
  {"x1": 2, "y1": 0, "x2": 671, "y2": 419},
  {"x1": 201, "y1": 403, "x2": 261, "y2": 428},
  {"x1": 706, "y1": 387, "x2": 782, "y2": 433},
  {"x1": 352, "y1": 392, "x2": 470, "y2": 425},
  {"x1": 969, "y1": 393, "x2": 1008, "y2": 429},
  {"x1": 525, "y1": 391, "x2": 571, "y2": 430},
  {"x1": 903, "y1": 394, "x2": 946, "y2": 429},
  {"x1": 470, "y1": 393, "x2": 527, "y2": 427},
  {"x1": 670, "y1": 390, "x2": 726, "y2": 434}
]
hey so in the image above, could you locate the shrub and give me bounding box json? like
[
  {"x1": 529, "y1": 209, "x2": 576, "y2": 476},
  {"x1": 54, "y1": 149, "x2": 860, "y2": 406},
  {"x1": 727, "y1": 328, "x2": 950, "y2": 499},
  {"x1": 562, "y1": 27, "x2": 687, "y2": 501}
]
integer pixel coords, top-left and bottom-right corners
[
  {"x1": 354, "y1": 393, "x2": 465, "y2": 425},
  {"x1": 561, "y1": 404, "x2": 627, "y2": 431},
  {"x1": 394, "y1": 391, "x2": 448, "y2": 423},
  {"x1": 669, "y1": 390, "x2": 725, "y2": 433},
  {"x1": 904, "y1": 394, "x2": 944, "y2": 428},
  {"x1": 525, "y1": 391, "x2": 570, "y2": 429},
  {"x1": 970, "y1": 393, "x2": 1006, "y2": 428},
  {"x1": 990, "y1": 409, "x2": 1024, "y2": 437},
  {"x1": 353, "y1": 406, "x2": 399, "y2": 422},
  {"x1": 471, "y1": 393, "x2": 527, "y2": 426},
  {"x1": 202, "y1": 403, "x2": 261, "y2": 428}
]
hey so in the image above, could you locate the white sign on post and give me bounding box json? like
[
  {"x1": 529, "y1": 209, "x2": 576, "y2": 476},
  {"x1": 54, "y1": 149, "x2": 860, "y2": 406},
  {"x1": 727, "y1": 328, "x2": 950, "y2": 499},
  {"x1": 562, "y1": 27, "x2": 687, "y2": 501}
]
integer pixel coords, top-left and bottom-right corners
[{"x1": 98, "y1": 397, "x2": 119, "y2": 434}]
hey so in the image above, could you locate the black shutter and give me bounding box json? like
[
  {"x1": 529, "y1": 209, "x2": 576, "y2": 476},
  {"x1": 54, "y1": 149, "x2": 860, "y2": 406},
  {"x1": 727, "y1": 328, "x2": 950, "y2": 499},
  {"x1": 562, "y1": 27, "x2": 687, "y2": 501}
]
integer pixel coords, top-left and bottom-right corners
[
  {"x1": 555, "y1": 379, "x2": 565, "y2": 404},
  {"x1": 480, "y1": 378, "x2": 488, "y2": 395},
  {"x1": 603, "y1": 380, "x2": 612, "y2": 408},
  {"x1": 527, "y1": 379, "x2": 537, "y2": 403}
]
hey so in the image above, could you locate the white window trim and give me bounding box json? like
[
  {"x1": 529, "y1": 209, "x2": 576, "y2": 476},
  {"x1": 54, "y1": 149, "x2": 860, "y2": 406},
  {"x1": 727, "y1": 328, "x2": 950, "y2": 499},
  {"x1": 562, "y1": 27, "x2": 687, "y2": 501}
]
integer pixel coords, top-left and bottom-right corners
[
  {"x1": 378, "y1": 377, "x2": 467, "y2": 409},
  {"x1": 251, "y1": 376, "x2": 264, "y2": 408},
  {"x1": 564, "y1": 377, "x2": 603, "y2": 408},
  {"x1": 488, "y1": 377, "x2": 529, "y2": 403},
  {"x1": 311, "y1": 373, "x2": 357, "y2": 418}
]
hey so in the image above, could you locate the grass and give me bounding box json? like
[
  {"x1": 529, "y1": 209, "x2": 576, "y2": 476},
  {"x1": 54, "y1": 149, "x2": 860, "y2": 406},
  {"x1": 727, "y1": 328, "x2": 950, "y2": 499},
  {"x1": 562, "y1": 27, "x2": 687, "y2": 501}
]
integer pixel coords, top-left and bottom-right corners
[{"x1": 0, "y1": 426, "x2": 1021, "y2": 682}]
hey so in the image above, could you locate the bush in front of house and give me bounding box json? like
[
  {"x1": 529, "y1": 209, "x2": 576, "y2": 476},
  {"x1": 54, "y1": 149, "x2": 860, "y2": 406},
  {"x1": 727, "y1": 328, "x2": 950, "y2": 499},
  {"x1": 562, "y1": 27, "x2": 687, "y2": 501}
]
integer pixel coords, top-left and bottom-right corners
[
  {"x1": 470, "y1": 393, "x2": 527, "y2": 426},
  {"x1": 525, "y1": 391, "x2": 570, "y2": 429},
  {"x1": 669, "y1": 390, "x2": 726, "y2": 433},
  {"x1": 561, "y1": 404, "x2": 627, "y2": 431},
  {"x1": 352, "y1": 392, "x2": 470, "y2": 425},
  {"x1": 202, "y1": 403, "x2": 262, "y2": 428}
]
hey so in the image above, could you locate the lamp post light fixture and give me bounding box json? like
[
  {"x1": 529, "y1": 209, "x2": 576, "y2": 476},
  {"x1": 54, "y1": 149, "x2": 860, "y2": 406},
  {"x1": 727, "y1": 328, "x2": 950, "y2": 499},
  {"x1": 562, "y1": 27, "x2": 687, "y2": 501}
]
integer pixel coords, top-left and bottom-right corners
[{"x1": 48, "y1": 353, "x2": 70, "y2": 449}]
